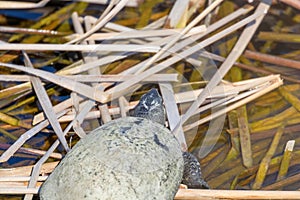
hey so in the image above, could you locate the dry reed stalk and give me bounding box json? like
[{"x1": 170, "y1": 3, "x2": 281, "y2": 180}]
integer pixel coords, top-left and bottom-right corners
[
  {"x1": 0, "y1": 110, "x2": 65, "y2": 164},
  {"x1": 0, "y1": 0, "x2": 50, "y2": 9},
  {"x1": 0, "y1": 144, "x2": 62, "y2": 160},
  {"x1": 67, "y1": 0, "x2": 129, "y2": 44},
  {"x1": 99, "y1": 104, "x2": 112, "y2": 123},
  {"x1": 23, "y1": 15, "x2": 124, "y2": 193},
  {"x1": 70, "y1": 99, "x2": 94, "y2": 138},
  {"x1": 58, "y1": 18, "x2": 172, "y2": 77},
  {"x1": 165, "y1": 0, "x2": 190, "y2": 28},
  {"x1": 244, "y1": 50, "x2": 300, "y2": 70},
  {"x1": 183, "y1": 75, "x2": 283, "y2": 131},
  {"x1": 0, "y1": 82, "x2": 32, "y2": 99},
  {"x1": 175, "y1": 189, "x2": 300, "y2": 199},
  {"x1": 31, "y1": 73, "x2": 177, "y2": 124},
  {"x1": 22, "y1": 55, "x2": 67, "y2": 199},
  {"x1": 23, "y1": 52, "x2": 70, "y2": 152},
  {"x1": 61, "y1": 0, "x2": 139, "y2": 7},
  {"x1": 118, "y1": 96, "x2": 129, "y2": 117},
  {"x1": 68, "y1": 74, "x2": 178, "y2": 82},
  {"x1": 0, "y1": 62, "x2": 109, "y2": 103},
  {"x1": 0, "y1": 43, "x2": 160, "y2": 52},
  {"x1": 160, "y1": 83, "x2": 187, "y2": 151},
  {"x1": 0, "y1": 26, "x2": 68, "y2": 36},
  {"x1": 0, "y1": 61, "x2": 82, "y2": 101},
  {"x1": 175, "y1": 75, "x2": 278, "y2": 104},
  {"x1": 0, "y1": 162, "x2": 58, "y2": 177},
  {"x1": 0, "y1": 177, "x2": 45, "y2": 188},
  {"x1": 96, "y1": 0, "x2": 117, "y2": 23},
  {"x1": 67, "y1": 26, "x2": 206, "y2": 41},
  {"x1": 24, "y1": 132, "x2": 69, "y2": 199},
  {"x1": 55, "y1": 104, "x2": 136, "y2": 123},
  {"x1": 0, "y1": 187, "x2": 39, "y2": 195},
  {"x1": 71, "y1": 12, "x2": 102, "y2": 138},
  {"x1": 0, "y1": 176, "x2": 47, "y2": 182},
  {"x1": 32, "y1": 75, "x2": 278, "y2": 127},
  {"x1": 33, "y1": 99, "x2": 78, "y2": 125}
]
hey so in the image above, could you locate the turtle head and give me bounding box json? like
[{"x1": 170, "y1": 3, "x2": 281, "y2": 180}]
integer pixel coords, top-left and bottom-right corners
[{"x1": 133, "y1": 88, "x2": 165, "y2": 125}]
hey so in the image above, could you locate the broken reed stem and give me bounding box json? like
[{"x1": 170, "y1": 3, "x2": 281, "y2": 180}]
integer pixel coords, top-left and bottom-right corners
[
  {"x1": 276, "y1": 140, "x2": 295, "y2": 181},
  {"x1": 236, "y1": 106, "x2": 253, "y2": 168},
  {"x1": 252, "y1": 124, "x2": 286, "y2": 189}
]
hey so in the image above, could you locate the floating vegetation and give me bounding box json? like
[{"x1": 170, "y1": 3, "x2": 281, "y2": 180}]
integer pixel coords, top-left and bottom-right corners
[{"x1": 0, "y1": 0, "x2": 299, "y2": 199}]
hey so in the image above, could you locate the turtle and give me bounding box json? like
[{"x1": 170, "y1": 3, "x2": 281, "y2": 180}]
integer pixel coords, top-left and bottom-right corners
[
  {"x1": 39, "y1": 88, "x2": 208, "y2": 200},
  {"x1": 40, "y1": 89, "x2": 183, "y2": 200}
]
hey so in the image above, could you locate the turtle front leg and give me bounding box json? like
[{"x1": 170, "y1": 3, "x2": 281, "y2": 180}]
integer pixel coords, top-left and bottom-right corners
[{"x1": 181, "y1": 152, "x2": 210, "y2": 189}]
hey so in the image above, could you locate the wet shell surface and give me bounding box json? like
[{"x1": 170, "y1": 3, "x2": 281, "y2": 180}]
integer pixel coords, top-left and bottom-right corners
[{"x1": 40, "y1": 117, "x2": 184, "y2": 200}]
